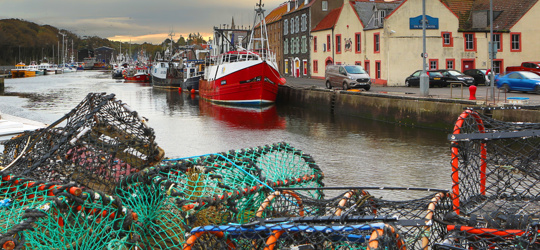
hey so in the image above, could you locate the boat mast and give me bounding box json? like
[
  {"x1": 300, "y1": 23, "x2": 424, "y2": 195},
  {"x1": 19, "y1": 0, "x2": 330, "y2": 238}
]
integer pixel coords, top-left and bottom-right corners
[{"x1": 248, "y1": 0, "x2": 269, "y2": 52}]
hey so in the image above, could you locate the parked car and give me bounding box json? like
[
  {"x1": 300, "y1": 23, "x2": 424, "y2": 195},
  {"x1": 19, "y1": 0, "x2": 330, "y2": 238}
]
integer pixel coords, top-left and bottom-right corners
[
  {"x1": 325, "y1": 65, "x2": 371, "y2": 91},
  {"x1": 495, "y1": 71, "x2": 540, "y2": 94},
  {"x1": 463, "y1": 69, "x2": 491, "y2": 86},
  {"x1": 436, "y1": 69, "x2": 475, "y2": 86},
  {"x1": 505, "y1": 61, "x2": 540, "y2": 75},
  {"x1": 405, "y1": 70, "x2": 448, "y2": 87}
]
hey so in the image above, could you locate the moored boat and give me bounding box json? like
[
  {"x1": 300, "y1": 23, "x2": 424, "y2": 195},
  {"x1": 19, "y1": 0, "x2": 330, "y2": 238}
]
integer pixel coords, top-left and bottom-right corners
[
  {"x1": 124, "y1": 66, "x2": 151, "y2": 83},
  {"x1": 10, "y1": 62, "x2": 37, "y2": 78},
  {"x1": 151, "y1": 47, "x2": 183, "y2": 89},
  {"x1": 199, "y1": 0, "x2": 285, "y2": 105}
]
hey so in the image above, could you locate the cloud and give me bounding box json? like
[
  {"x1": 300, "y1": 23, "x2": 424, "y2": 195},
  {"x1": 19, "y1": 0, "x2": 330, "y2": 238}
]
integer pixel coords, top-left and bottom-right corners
[{"x1": 0, "y1": 0, "x2": 286, "y2": 44}]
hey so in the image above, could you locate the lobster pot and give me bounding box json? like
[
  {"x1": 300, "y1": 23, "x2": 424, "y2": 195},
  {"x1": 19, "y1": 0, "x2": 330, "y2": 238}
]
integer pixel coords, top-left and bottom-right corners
[
  {"x1": 113, "y1": 142, "x2": 325, "y2": 249},
  {"x1": 1, "y1": 93, "x2": 164, "y2": 194},
  {"x1": 185, "y1": 188, "x2": 451, "y2": 250},
  {"x1": 0, "y1": 173, "x2": 137, "y2": 249},
  {"x1": 439, "y1": 108, "x2": 540, "y2": 249}
]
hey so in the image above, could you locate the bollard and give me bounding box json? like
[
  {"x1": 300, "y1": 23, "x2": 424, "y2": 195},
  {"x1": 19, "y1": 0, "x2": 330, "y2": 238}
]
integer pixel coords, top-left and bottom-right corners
[
  {"x1": 469, "y1": 85, "x2": 477, "y2": 100},
  {"x1": 0, "y1": 77, "x2": 4, "y2": 94}
]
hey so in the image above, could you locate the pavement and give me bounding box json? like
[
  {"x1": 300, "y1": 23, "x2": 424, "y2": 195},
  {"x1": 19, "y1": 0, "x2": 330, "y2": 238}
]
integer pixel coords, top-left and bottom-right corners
[{"x1": 283, "y1": 76, "x2": 540, "y2": 106}]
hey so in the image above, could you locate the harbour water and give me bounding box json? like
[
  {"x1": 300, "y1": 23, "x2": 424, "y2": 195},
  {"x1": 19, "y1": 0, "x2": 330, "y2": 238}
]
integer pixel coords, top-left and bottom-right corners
[{"x1": 0, "y1": 71, "x2": 452, "y2": 194}]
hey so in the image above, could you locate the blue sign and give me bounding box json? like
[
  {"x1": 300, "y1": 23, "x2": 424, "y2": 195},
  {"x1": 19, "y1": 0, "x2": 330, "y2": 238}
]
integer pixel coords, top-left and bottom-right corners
[{"x1": 409, "y1": 15, "x2": 439, "y2": 29}]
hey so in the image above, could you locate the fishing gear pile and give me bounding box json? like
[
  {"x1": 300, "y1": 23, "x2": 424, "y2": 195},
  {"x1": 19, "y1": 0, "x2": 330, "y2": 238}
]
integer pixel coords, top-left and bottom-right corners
[
  {"x1": 113, "y1": 142, "x2": 325, "y2": 249},
  {"x1": 0, "y1": 93, "x2": 164, "y2": 194},
  {"x1": 436, "y1": 108, "x2": 540, "y2": 249}
]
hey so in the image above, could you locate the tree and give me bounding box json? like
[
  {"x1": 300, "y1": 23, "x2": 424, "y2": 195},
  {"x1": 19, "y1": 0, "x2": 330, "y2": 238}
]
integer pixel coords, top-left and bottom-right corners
[{"x1": 177, "y1": 36, "x2": 186, "y2": 46}]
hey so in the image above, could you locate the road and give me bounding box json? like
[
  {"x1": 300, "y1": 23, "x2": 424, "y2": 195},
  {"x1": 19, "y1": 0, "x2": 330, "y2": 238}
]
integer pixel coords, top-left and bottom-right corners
[{"x1": 283, "y1": 76, "x2": 540, "y2": 105}]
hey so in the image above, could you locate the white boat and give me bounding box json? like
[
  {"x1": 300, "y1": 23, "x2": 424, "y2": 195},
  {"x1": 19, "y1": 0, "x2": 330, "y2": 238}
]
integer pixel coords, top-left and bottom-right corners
[
  {"x1": 0, "y1": 113, "x2": 46, "y2": 143},
  {"x1": 38, "y1": 62, "x2": 57, "y2": 75},
  {"x1": 151, "y1": 47, "x2": 184, "y2": 89}
]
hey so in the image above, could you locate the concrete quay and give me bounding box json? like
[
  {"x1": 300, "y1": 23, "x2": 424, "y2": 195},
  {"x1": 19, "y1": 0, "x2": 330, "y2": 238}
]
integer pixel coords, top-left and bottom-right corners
[{"x1": 278, "y1": 77, "x2": 540, "y2": 131}]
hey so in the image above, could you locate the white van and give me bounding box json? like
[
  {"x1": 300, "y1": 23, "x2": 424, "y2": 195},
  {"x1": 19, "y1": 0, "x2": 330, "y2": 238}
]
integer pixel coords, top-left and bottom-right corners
[{"x1": 325, "y1": 65, "x2": 371, "y2": 90}]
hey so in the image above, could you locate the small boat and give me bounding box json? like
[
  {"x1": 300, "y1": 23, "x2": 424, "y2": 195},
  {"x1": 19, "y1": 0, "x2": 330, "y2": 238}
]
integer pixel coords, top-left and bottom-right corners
[
  {"x1": 10, "y1": 62, "x2": 36, "y2": 78},
  {"x1": 83, "y1": 57, "x2": 97, "y2": 70},
  {"x1": 151, "y1": 48, "x2": 183, "y2": 89},
  {"x1": 183, "y1": 60, "x2": 205, "y2": 92},
  {"x1": 38, "y1": 62, "x2": 57, "y2": 75},
  {"x1": 124, "y1": 66, "x2": 151, "y2": 83},
  {"x1": 199, "y1": 0, "x2": 285, "y2": 105}
]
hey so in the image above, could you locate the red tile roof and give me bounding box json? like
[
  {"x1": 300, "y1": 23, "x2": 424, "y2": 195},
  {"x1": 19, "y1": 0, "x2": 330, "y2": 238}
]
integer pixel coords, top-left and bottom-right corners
[
  {"x1": 311, "y1": 7, "x2": 342, "y2": 32},
  {"x1": 265, "y1": 2, "x2": 289, "y2": 24}
]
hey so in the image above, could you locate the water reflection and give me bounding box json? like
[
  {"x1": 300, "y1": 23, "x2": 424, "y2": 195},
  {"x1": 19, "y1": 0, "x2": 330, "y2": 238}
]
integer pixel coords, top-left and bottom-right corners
[{"x1": 199, "y1": 100, "x2": 286, "y2": 130}]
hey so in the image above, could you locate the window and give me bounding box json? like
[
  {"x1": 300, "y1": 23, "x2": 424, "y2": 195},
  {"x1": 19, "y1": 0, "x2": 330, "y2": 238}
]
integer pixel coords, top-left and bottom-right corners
[
  {"x1": 301, "y1": 14, "x2": 307, "y2": 32},
  {"x1": 355, "y1": 33, "x2": 361, "y2": 53},
  {"x1": 355, "y1": 61, "x2": 362, "y2": 66},
  {"x1": 364, "y1": 61, "x2": 370, "y2": 76},
  {"x1": 511, "y1": 32, "x2": 521, "y2": 52},
  {"x1": 290, "y1": 38, "x2": 295, "y2": 54},
  {"x1": 301, "y1": 36, "x2": 307, "y2": 53},
  {"x1": 290, "y1": 18, "x2": 294, "y2": 34},
  {"x1": 313, "y1": 60, "x2": 319, "y2": 73},
  {"x1": 335, "y1": 34, "x2": 342, "y2": 54},
  {"x1": 374, "y1": 10, "x2": 386, "y2": 27},
  {"x1": 296, "y1": 37, "x2": 300, "y2": 54},
  {"x1": 327, "y1": 35, "x2": 331, "y2": 52},
  {"x1": 493, "y1": 59, "x2": 503, "y2": 74},
  {"x1": 284, "y1": 39, "x2": 289, "y2": 54},
  {"x1": 284, "y1": 20, "x2": 288, "y2": 35},
  {"x1": 464, "y1": 33, "x2": 476, "y2": 51},
  {"x1": 284, "y1": 59, "x2": 289, "y2": 74},
  {"x1": 295, "y1": 16, "x2": 299, "y2": 33},
  {"x1": 442, "y1": 32, "x2": 453, "y2": 47},
  {"x1": 375, "y1": 61, "x2": 381, "y2": 79},
  {"x1": 322, "y1": 0, "x2": 328, "y2": 11},
  {"x1": 492, "y1": 33, "x2": 502, "y2": 52},
  {"x1": 374, "y1": 33, "x2": 380, "y2": 53},
  {"x1": 303, "y1": 60, "x2": 308, "y2": 75},
  {"x1": 313, "y1": 36, "x2": 317, "y2": 52},
  {"x1": 446, "y1": 59, "x2": 455, "y2": 69},
  {"x1": 429, "y1": 59, "x2": 438, "y2": 70}
]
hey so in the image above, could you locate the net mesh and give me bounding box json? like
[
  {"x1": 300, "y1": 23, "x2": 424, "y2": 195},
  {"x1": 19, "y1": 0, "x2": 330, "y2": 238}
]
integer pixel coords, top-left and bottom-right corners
[
  {"x1": 0, "y1": 93, "x2": 164, "y2": 194},
  {"x1": 114, "y1": 143, "x2": 325, "y2": 249},
  {"x1": 184, "y1": 188, "x2": 451, "y2": 250},
  {"x1": 0, "y1": 172, "x2": 137, "y2": 250},
  {"x1": 435, "y1": 108, "x2": 540, "y2": 249}
]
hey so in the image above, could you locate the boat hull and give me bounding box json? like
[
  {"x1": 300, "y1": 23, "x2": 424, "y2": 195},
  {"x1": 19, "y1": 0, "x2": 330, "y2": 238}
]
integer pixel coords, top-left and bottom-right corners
[
  {"x1": 184, "y1": 76, "x2": 200, "y2": 91},
  {"x1": 151, "y1": 75, "x2": 182, "y2": 88},
  {"x1": 199, "y1": 61, "x2": 280, "y2": 105},
  {"x1": 125, "y1": 74, "x2": 151, "y2": 83}
]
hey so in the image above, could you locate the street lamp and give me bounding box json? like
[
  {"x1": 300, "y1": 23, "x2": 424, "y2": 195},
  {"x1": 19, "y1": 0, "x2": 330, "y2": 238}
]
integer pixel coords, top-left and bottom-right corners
[{"x1": 419, "y1": 0, "x2": 429, "y2": 96}]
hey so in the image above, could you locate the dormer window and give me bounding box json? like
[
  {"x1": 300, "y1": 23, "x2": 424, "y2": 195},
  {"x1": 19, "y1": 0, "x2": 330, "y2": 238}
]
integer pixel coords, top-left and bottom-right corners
[
  {"x1": 322, "y1": 1, "x2": 328, "y2": 11},
  {"x1": 374, "y1": 10, "x2": 386, "y2": 27}
]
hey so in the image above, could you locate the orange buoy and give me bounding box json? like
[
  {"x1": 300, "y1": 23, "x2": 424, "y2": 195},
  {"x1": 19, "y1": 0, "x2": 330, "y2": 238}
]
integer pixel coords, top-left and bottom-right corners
[
  {"x1": 280, "y1": 77, "x2": 287, "y2": 85},
  {"x1": 190, "y1": 88, "x2": 195, "y2": 94},
  {"x1": 178, "y1": 88, "x2": 182, "y2": 94}
]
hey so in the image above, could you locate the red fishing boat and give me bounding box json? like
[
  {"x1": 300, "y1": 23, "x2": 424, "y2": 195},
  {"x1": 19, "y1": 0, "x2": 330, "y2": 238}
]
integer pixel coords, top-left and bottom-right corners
[
  {"x1": 124, "y1": 66, "x2": 151, "y2": 83},
  {"x1": 199, "y1": 0, "x2": 285, "y2": 106}
]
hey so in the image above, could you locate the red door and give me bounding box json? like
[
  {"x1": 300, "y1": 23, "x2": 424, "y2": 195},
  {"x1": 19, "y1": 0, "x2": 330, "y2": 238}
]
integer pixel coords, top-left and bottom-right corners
[{"x1": 462, "y1": 60, "x2": 475, "y2": 72}]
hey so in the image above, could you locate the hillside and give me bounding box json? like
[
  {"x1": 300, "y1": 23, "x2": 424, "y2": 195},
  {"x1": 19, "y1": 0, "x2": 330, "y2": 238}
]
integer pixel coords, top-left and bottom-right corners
[{"x1": 0, "y1": 19, "x2": 162, "y2": 66}]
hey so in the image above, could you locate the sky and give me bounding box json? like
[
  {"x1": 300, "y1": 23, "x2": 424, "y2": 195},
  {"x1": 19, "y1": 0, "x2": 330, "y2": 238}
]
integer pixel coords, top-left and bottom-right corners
[{"x1": 0, "y1": 0, "x2": 285, "y2": 44}]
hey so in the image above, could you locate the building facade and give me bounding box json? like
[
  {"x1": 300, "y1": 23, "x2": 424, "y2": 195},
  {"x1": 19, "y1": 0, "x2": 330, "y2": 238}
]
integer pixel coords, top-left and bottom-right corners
[
  {"x1": 309, "y1": 0, "x2": 540, "y2": 86},
  {"x1": 253, "y1": 3, "x2": 288, "y2": 73},
  {"x1": 282, "y1": 0, "x2": 342, "y2": 78}
]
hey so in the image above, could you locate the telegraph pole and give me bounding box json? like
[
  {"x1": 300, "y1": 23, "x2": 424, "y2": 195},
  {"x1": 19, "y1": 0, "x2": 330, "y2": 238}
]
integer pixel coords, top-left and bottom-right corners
[{"x1": 419, "y1": 0, "x2": 429, "y2": 96}]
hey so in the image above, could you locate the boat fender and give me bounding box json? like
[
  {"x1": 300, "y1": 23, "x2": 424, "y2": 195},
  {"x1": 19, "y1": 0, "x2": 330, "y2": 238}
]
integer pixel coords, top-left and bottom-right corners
[{"x1": 280, "y1": 78, "x2": 287, "y2": 85}]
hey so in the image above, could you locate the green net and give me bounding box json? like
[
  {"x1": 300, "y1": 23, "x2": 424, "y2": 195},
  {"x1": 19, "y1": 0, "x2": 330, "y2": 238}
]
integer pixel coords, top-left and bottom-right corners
[
  {"x1": 0, "y1": 172, "x2": 137, "y2": 250},
  {"x1": 114, "y1": 142, "x2": 325, "y2": 249},
  {"x1": 0, "y1": 93, "x2": 164, "y2": 194}
]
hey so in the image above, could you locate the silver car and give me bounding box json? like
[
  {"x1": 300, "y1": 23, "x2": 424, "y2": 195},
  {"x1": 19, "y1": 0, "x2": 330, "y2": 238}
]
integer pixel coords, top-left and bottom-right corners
[{"x1": 325, "y1": 65, "x2": 371, "y2": 90}]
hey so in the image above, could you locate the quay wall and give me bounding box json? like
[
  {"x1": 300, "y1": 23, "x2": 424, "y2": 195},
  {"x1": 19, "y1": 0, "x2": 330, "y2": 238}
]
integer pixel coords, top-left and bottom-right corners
[{"x1": 277, "y1": 86, "x2": 540, "y2": 131}]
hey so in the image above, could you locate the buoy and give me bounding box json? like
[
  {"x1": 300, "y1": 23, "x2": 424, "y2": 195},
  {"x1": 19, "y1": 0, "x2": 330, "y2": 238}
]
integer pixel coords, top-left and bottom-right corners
[
  {"x1": 178, "y1": 88, "x2": 182, "y2": 94},
  {"x1": 280, "y1": 77, "x2": 287, "y2": 85},
  {"x1": 469, "y1": 85, "x2": 477, "y2": 100},
  {"x1": 191, "y1": 88, "x2": 196, "y2": 94}
]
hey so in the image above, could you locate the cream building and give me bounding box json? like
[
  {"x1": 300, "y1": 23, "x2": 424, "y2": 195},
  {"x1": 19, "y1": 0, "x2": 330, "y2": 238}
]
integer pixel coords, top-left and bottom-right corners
[{"x1": 310, "y1": 0, "x2": 540, "y2": 86}]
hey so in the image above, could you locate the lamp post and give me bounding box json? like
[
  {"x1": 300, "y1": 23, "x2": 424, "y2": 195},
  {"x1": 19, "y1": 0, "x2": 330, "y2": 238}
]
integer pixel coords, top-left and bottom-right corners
[
  {"x1": 489, "y1": 0, "x2": 495, "y2": 102},
  {"x1": 419, "y1": 0, "x2": 429, "y2": 96}
]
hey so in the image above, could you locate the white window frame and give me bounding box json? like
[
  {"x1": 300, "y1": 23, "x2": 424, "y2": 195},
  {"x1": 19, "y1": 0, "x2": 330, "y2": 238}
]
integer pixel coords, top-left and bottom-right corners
[
  {"x1": 322, "y1": 1, "x2": 328, "y2": 11},
  {"x1": 284, "y1": 19, "x2": 288, "y2": 35}
]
